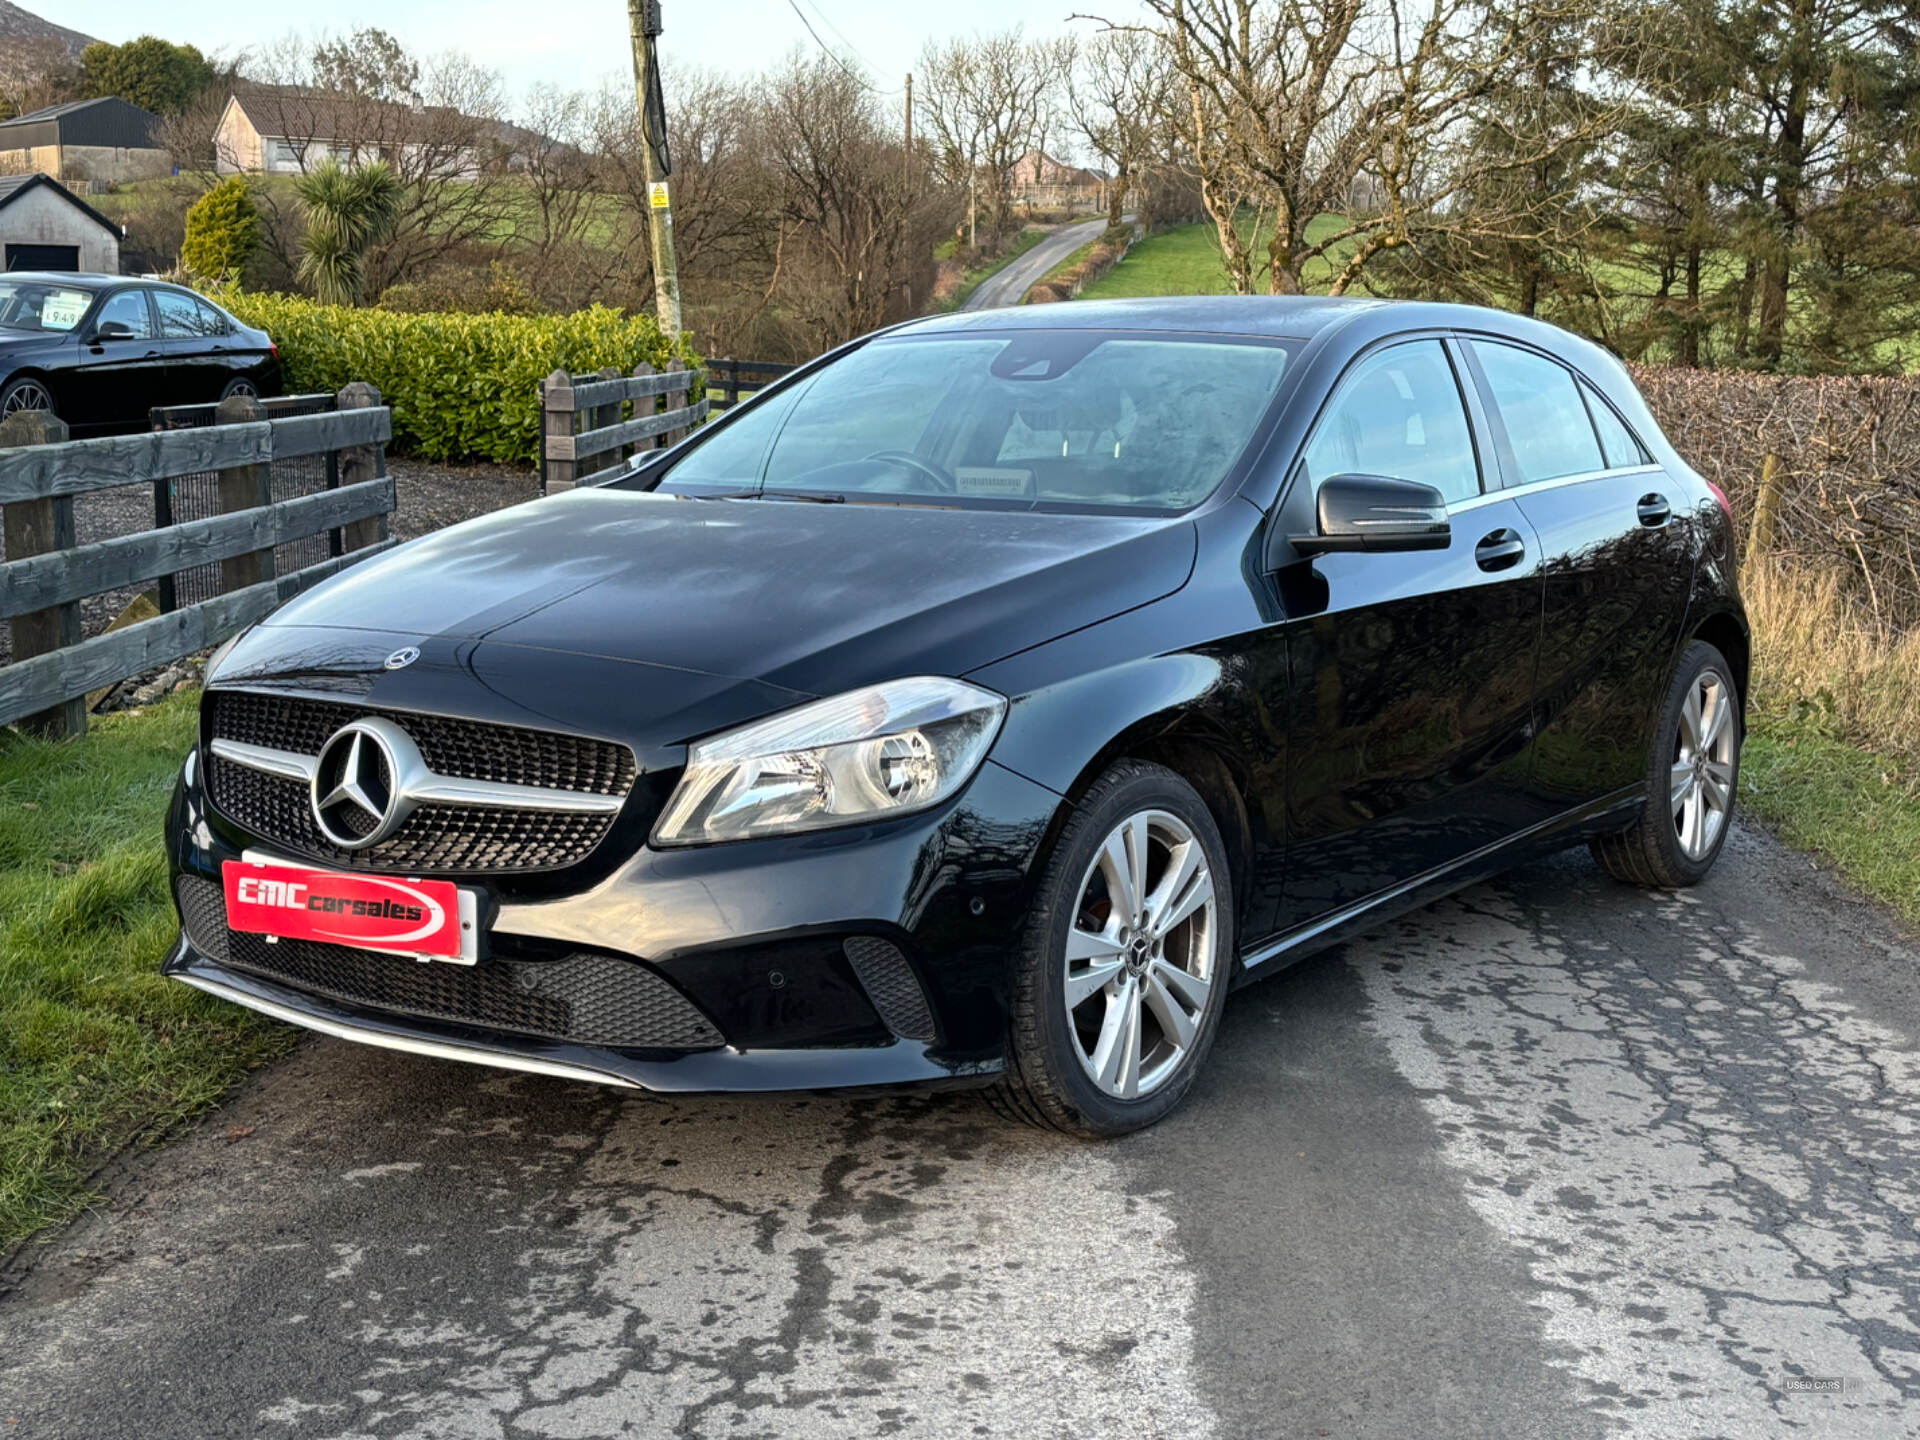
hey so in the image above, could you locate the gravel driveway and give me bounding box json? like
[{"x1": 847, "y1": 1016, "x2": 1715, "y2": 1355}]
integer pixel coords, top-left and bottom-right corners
[{"x1": 3, "y1": 823, "x2": 1917, "y2": 1439}]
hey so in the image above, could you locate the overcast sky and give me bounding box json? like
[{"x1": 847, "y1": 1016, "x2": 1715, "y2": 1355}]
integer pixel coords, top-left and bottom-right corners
[{"x1": 45, "y1": 0, "x2": 1124, "y2": 105}]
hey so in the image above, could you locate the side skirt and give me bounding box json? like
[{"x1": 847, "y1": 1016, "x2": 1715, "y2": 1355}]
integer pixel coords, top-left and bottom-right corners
[{"x1": 1232, "y1": 785, "x2": 1643, "y2": 986}]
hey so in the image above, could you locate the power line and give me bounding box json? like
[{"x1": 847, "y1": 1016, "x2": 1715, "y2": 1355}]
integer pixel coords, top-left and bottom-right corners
[{"x1": 782, "y1": 0, "x2": 903, "y2": 95}]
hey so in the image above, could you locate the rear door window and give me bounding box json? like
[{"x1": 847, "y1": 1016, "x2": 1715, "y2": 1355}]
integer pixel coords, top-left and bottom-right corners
[
  {"x1": 1302, "y1": 339, "x2": 1481, "y2": 504},
  {"x1": 1470, "y1": 341, "x2": 1605, "y2": 484}
]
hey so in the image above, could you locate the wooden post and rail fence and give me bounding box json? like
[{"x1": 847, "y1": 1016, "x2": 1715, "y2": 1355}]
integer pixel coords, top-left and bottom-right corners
[
  {"x1": 0, "y1": 384, "x2": 396, "y2": 739},
  {"x1": 536, "y1": 357, "x2": 795, "y2": 493},
  {"x1": 540, "y1": 361, "x2": 706, "y2": 493}
]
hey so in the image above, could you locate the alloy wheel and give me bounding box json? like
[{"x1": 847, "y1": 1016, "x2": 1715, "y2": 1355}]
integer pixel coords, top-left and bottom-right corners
[
  {"x1": 2, "y1": 380, "x2": 52, "y2": 417},
  {"x1": 1671, "y1": 670, "x2": 1736, "y2": 860},
  {"x1": 1063, "y1": 809, "x2": 1218, "y2": 1100}
]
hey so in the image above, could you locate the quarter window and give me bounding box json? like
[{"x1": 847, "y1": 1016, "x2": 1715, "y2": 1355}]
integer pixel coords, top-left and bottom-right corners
[
  {"x1": 1302, "y1": 339, "x2": 1480, "y2": 504},
  {"x1": 1471, "y1": 341, "x2": 1604, "y2": 484},
  {"x1": 155, "y1": 289, "x2": 221, "y2": 338},
  {"x1": 1582, "y1": 381, "x2": 1648, "y2": 469}
]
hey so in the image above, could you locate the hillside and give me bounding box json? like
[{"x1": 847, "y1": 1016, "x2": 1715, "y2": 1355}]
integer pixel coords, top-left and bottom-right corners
[{"x1": 0, "y1": 0, "x2": 97, "y2": 61}]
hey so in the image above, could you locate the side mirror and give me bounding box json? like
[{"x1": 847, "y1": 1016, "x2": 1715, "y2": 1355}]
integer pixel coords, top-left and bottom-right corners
[
  {"x1": 88, "y1": 319, "x2": 137, "y2": 343},
  {"x1": 1290, "y1": 473, "x2": 1451, "y2": 555}
]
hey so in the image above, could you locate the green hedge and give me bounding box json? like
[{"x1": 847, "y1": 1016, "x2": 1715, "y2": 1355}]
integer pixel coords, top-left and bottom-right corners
[{"x1": 208, "y1": 290, "x2": 697, "y2": 464}]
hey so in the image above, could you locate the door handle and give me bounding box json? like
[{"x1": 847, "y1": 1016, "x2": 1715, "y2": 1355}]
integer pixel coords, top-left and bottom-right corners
[
  {"x1": 1637, "y1": 493, "x2": 1671, "y2": 527},
  {"x1": 1475, "y1": 528, "x2": 1526, "y2": 572}
]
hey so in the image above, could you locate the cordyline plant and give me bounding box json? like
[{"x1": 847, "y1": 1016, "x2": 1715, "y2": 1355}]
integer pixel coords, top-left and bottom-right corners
[{"x1": 295, "y1": 159, "x2": 404, "y2": 305}]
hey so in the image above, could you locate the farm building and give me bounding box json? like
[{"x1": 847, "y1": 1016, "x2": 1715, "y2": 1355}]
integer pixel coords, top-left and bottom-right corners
[
  {"x1": 1009, "y1": 151, "x2": 1107, "y2": 211},
  {"x1": 0, "y1": 172, "x2": 122, "y2": 272},
  {"x1": 0, "y1": 97, "x2": 169, "y2": 185}
]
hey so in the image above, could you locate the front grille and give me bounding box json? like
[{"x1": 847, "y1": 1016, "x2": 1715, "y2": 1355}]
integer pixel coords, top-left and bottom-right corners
[
  {"x1": 203, "y1": 689, "x2": 638, "y2": 875},
  {"x1": 204, "y1": 759, "x2": 620, "y2": 873},
  {"x1": 842, "y1": 936, "x2": 936, "y2": 1042},
  {"x1": 177, "y1": 876, "x2": 722, "y2": 1051},
  {"x1": 208, "y1": 691, "x2": 635, "y2": 794}
]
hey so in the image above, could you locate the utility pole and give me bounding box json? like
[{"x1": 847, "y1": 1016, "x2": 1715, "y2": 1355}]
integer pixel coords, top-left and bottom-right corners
[
  {"x1": 903, "y1": 73, "x2": 912, "y2": 182},
  {"x1": 626, "y1": 0, "x2": 681, "y2": 340}
]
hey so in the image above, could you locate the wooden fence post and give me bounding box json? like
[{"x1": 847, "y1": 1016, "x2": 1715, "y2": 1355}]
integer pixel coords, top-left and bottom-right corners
[
  {"x1": 336, "y1": 383, "x2": 388, "y2": 551},
  {"x1": 1, "y1": 409, "x2": 83, "y2": 738},
  {"x1": 717, "y1": 357, "x2": 738, "y2": 412},
  {"x1": 591, "y1": 366, "x2": 622, "y2": 477},
  {"x1": 664, "y1": 359, "x2": 690, "y2": 447},
  {"x1": 215, "y1": 392, "x2": 273, "y2": 596},
  {"x1": 626, "y1": 360, "x2": 656, "y2": 452},
  {"x1": 542, "y1": 368, "x2": 576, "y2": 493},
  {"x1": 1747, "y1": 452, "x2": 1782, "y2": 562}
]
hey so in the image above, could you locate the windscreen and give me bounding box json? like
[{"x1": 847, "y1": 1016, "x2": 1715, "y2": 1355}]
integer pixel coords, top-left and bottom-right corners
[
  {"x1": 659, "y1": 330, "x2": 1295, "y2": 511},
  {"x1": 0, "y1": 281, "x2": 91, "y2": 333}
]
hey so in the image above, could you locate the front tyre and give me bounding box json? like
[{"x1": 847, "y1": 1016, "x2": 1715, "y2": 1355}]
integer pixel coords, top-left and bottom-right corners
[
  {"x1": 1592, "y1": 640, "x2": 1742, "y2": 888},
  {"x1": 0, "y1": 376, "x2": 55, "y2": 419},
  {"x1": 990, "y1": 760, "x2": 1233, "y2": 1137}
]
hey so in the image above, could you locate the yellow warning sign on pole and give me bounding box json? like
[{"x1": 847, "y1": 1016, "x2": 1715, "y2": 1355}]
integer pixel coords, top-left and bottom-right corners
[{"x1": 648, "y1": 181, "x2": 671, "y2": 210}]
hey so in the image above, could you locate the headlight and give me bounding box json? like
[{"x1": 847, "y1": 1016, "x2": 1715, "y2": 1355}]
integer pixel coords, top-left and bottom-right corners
[{"x1": 651, "y1": 677, "x2": 1007, "y2": 846}]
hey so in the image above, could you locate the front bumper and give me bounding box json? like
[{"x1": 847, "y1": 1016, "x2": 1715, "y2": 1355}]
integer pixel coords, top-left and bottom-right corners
[{"x1": 165, "y1": 749, "x2": 1065, "y2": 1093}]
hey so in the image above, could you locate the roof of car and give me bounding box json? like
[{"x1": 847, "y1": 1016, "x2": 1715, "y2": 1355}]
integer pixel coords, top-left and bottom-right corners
[
  {"x1": 895, "y1": 294, "x2": 1595, "y2": 351},
  {"x1": 0, "y1": 270, "x2": 132, "y2": 291},
  {"x1": 898, "y1": 295, "x2": 1387, "y2": 340}
]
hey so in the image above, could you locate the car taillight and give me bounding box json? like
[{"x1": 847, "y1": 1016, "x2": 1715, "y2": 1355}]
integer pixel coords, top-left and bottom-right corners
[
  {"x1": 270, "y1": 342, "x2": 279, "y2": 361},
  {"x1": 1706, "y1": 480, "x2": 1732, "y2": 518}
]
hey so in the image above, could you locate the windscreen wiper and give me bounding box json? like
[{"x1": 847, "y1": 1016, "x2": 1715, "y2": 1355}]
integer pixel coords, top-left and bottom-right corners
[{"x1": 702, "y1": 489, "x2": 846, "y2": 503}]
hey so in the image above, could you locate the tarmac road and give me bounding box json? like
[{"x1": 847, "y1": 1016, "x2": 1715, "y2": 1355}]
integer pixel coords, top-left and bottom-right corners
[
  {"x1": 3, "y1": 820, "x2": 1919, "y2": 1439},
  {"x1": 963, "y1": 216, "x2": 1118, "y2": 312}
]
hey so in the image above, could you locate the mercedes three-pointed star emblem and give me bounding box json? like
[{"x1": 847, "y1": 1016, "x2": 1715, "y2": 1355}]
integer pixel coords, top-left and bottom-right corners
[{"x1": 310, "y1": 718, "x2": 424, "y2": 849}]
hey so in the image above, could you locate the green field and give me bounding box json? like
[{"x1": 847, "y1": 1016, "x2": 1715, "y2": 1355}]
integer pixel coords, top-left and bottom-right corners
[
  {"x1": 0, "y1": 698, "x2": 290, "y2": 1253},
  {"x1": 1079, "y1": 215, "x2": 1357, "y2": 299}
]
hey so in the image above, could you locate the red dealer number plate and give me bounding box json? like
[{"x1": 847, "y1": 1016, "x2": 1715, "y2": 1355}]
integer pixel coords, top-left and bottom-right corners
[{"x1": 222, "y1": 859, "x2": 474, "y2": 962}]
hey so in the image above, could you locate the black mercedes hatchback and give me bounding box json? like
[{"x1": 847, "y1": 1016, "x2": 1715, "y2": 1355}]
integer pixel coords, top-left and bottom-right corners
[{"x1": 166, "y1": 297, "x2": 1748, "y2": 1136}]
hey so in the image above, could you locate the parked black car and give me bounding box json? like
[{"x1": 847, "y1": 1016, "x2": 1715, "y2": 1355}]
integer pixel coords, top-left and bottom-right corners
[
  {"x1": 165, "y1": 297, "x2": 1748, "y2": 1136},
  {"x1": 0, "y1": 273, "x2": 281, "y2": 432}
]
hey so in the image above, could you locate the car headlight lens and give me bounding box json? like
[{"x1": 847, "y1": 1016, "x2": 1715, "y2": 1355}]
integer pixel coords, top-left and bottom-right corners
[{"x1": 651, "y1": 677, "x2": 1007, "y2": 846}]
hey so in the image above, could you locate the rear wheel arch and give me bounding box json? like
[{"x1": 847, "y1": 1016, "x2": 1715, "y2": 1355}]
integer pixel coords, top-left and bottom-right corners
[{"x1": 1689, "y1": 610, "x2": 1750, "y2": 714}]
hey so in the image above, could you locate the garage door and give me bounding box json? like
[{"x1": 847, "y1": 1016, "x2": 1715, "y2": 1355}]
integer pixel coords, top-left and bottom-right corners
[{"x1": 5, "y1": 244, "x2": 81, "y2": 271}]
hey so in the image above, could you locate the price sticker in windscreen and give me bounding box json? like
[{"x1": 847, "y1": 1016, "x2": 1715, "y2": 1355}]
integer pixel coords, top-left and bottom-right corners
[{"x1": 41, "y1": 292, "x2": 88, "y2": 331}]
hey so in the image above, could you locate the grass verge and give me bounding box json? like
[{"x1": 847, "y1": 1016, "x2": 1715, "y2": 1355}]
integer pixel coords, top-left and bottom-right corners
[
  {"x1": 1740, "y1": 725, "x2": 1920, "y2": 929},
  {"x1": 1737, "y1": 558, "x2": 1920, "y2": 929},
  {"x1": 0, "y1": 695, "x2": 291, "y2": 1255}
]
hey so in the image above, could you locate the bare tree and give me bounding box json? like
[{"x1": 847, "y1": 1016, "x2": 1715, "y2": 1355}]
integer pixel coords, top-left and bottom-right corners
[
  {"x1": 591, "y1": 70, "x2": 784, "y2": 346},
  {"x1": 917, "y1": 28, "x2": 1066, "y2": 246},
  {"x1": 1067, "y1": 28, "x2": 1173, "y2": 233},
  {"x1": 1110, "y1": 0, "x2": 1619, "y2": 296},
  {"x1": 755, "y1": 55, "x2": 945, "y2": 352}
]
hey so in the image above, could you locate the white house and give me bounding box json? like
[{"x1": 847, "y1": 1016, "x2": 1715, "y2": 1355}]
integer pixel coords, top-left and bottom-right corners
[{"x1": 213, "y1": 82, "x2": 494, "y2": 179}]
